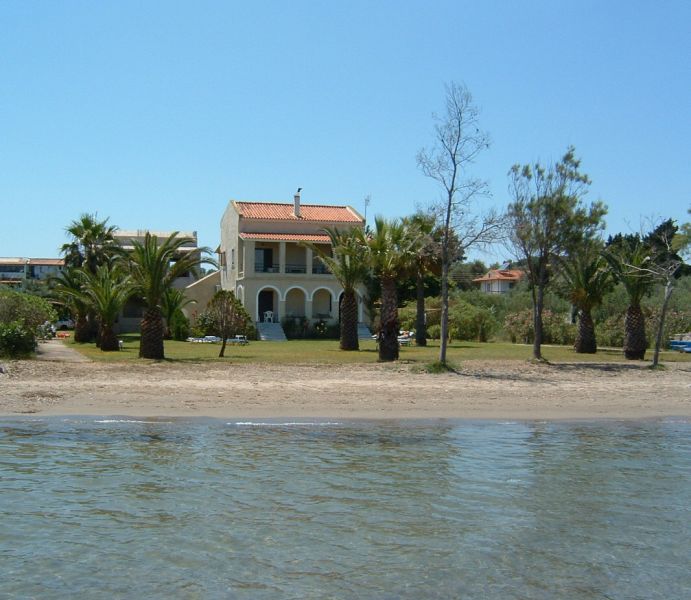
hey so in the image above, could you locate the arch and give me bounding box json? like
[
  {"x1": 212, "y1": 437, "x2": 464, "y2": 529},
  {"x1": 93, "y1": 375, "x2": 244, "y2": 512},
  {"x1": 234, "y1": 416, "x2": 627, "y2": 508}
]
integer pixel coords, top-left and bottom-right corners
[
  {"x1": 308, "y1": 286, "x2": 335, "y2": 302},
  {"x1": 312, "y1": 288, "x2": 334, "y2": 319},
  {"x1": 235, "y1": 284, "x2": 245, "y2": 305},
  {"x1": 284, "y1": 284, "x2": 310, "y2": 301},
  {"x1": 285, "y1": 287, "x2": 307, "y2": 318},
  {"x1": 255, "y1": 285, "x2": 281, "y2": 322}
]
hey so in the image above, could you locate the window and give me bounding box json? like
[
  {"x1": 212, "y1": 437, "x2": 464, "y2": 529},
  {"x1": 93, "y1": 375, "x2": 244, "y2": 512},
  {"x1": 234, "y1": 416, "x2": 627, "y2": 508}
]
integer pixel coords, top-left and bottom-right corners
[{"x1": 231, "y1": 248, "x2": 235, "y2": 269}]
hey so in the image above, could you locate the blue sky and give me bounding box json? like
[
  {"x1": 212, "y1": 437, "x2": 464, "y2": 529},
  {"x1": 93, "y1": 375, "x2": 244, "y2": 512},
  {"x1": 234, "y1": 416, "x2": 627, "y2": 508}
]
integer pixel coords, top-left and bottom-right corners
[{"x1": 1, "y1": 0, "x2": 689, "y2": 261}]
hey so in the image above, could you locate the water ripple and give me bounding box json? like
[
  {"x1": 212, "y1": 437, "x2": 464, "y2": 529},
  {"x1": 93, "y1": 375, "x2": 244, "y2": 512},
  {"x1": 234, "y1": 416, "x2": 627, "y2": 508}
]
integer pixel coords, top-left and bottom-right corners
[{"x1": 0, "y1": 418, "x2": 689, "y2": 598}]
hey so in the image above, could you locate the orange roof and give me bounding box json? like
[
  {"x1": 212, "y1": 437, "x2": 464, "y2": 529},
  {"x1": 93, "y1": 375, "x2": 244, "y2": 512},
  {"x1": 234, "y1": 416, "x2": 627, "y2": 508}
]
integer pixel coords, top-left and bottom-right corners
[
  {"x1": 239, "y1": 233, "x2": 331, "y2": 242},
  {"x1": 234, "y1": 201, "x2": 363, "y2": 223},
  {"x1": 473, "y1": 269, "x2": 524, "y2": 283}
]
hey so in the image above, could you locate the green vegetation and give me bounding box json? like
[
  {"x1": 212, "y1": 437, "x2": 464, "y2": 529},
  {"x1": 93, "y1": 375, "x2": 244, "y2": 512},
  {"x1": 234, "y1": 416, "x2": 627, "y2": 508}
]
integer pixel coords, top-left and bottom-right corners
[
  {"x1": 64, "y1": 334, "x2": 691, "y2": 365},
  {"x1": 0, "y1": 289, "x2": 57, "y2": 357},
  {"x1": 128, "y1": 232, "x2": 213, "y2": 359},
  {"x1": 506, "y1": 146, "x2": 607, "y2": 361},
  {"x1": 306, "y1": 227, "x2": 369, "y2": 350}
]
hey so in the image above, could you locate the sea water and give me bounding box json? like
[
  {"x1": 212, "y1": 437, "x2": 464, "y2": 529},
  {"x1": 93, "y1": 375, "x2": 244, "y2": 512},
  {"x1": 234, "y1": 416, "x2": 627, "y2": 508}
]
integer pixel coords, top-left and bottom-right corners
[{"x1": 0, "y1": 418, "x2": 689, "y2": 599}]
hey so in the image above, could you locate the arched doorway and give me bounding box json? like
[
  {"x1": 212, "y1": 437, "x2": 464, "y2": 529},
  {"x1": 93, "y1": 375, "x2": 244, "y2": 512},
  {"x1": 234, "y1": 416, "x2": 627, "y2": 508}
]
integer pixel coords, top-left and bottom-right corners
[
  {"x1": 257, "y1": 288, "x2": 278, "y2": 322},
  {"x1": 285, "y1": 287, "x2": 307, "y2": 318},
  {"x1": 312, "y1": 288, "x2": 333, "y2": 320}
]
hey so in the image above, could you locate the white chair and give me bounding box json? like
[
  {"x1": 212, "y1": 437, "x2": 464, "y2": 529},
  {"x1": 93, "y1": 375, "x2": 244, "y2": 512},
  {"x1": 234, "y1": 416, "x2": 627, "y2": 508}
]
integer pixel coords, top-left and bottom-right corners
[{"x1": 264, "y1": 310, "x2": 273, "y2": 323}]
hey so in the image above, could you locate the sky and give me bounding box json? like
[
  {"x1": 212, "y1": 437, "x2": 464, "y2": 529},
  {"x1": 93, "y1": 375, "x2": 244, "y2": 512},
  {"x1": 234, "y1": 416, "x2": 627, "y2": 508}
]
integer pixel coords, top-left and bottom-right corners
[{"x1": 1, "y1": 0, "x2": 689, "y2": 262}]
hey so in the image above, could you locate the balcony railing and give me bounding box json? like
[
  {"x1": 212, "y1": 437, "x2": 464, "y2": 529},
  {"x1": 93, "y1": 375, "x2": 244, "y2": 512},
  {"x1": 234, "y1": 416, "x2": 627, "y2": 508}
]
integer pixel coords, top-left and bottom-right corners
[
  {"x1": 255, "y1": 265, "x2": 279, "y2": 273},
  {"x1": 285, "y1": 263, "x2": 307, "y2": 274},
  {"x1": 312, "y1": 263, "x2": 331, "y2": 275}
]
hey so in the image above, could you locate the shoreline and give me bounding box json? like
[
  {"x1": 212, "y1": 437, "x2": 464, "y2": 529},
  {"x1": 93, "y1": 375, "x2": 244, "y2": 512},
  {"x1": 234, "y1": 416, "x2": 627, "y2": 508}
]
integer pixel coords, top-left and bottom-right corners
[{"x1": 2, "y1": 359, "x2": 690, "y2": 420}]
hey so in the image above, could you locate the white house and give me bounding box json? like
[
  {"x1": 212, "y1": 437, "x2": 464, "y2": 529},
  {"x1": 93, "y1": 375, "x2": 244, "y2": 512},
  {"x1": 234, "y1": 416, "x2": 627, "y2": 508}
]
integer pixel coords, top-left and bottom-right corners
[
  {"x1": 473, "y1": 268, "x2": 524, "y2": 294},
  {"x1": 219, "y1": 190, "x2": 366, "y2": 333}
]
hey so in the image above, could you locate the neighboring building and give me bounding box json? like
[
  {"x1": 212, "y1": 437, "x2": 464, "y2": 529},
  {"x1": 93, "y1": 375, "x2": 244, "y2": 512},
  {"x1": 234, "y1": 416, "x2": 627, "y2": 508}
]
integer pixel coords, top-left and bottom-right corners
[
  {"x1": 219, "y1": 190, "x2": 366, "y2": 328},
  {"x1": 0, "y1": 257, "x2": 64, "y2": 289},
  {"x1": 182, "y1": 270, "x2": 221, "y2": 323},
  {"x1": 114, "y1": 230, "x2": 201, "y2": 333},
  {"x1": 473, "y1": 268, "x2": 524, "y2": 294}
]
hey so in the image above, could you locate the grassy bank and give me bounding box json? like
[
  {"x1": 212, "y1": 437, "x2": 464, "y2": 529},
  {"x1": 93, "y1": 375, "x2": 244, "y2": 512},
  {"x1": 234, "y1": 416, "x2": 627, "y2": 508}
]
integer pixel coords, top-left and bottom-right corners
[{"x1": 65, "y1": 335, "x2": 691, "y2": 365}]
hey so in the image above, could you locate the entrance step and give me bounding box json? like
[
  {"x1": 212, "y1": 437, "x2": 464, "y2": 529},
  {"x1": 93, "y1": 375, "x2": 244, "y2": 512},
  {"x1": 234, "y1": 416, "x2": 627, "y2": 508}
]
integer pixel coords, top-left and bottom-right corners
[
  {"x1": 256, "y1": 322, "x2": 288, "y2": 342},
  {"x1": 357, "y1": 322, "x2": 373, "y2": 340}
]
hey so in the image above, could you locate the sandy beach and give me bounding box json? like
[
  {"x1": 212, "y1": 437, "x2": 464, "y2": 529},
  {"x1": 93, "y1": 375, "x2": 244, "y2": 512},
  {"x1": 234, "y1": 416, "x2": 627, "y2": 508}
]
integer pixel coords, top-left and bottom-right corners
[{"x1": 1, "y1": 356, "x2": 689, "y2": 420}]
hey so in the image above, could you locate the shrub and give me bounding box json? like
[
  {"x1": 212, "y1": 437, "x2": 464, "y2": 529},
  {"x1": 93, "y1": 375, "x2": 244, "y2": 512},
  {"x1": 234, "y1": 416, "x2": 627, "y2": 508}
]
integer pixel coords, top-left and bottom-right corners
[
  {"x1": 0, "y1": 321, "x2": 36, "y2": 357},
  {"x1": 282, "y1": 316, "x2": 310, "y2": 339},
  {"x1": 427, "y1": 324, "x2": 441, "y2": 340},
  {"x1": 504, "y1": 309, "x2": 534, "y2": 344},
  {"x1": 504, "y1": 309, "x2": 576, "y2": 346},
  {"x1": 0, "y1": 289, "x2": 57, "y2": 334},
  {"x1": 169, "y1": 310, "x2": 190, "y2": 341},
  {"x1": 449, "y1": 300, "x2": 499, "y2": 342}
]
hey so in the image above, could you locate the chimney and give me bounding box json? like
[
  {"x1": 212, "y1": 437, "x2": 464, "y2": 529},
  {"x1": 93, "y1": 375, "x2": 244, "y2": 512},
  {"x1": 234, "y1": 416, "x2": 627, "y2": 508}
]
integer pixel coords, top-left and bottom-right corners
[{"x1": 293, "y1": 187, "x2": 302, "y2": 218}]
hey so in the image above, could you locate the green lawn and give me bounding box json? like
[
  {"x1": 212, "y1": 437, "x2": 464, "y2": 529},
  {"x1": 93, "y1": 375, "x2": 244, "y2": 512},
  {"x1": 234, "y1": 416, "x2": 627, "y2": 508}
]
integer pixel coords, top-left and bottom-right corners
[{"x1": 66, "y1": 334, "x2": 691, "y2": 365}]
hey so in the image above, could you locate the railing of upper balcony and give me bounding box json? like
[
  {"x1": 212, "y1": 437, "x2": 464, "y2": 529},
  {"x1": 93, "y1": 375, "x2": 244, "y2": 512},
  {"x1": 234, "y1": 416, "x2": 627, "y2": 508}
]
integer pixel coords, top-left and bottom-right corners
[
  {"x1": 254, "y1": 264, "x2": 279, "y2": 273},
  {"x1": 312, "y1": 263, "x2": 331, "y2": 275},
  {"x1": 285, "y1": 263, "x2": 307, "y2": 274}
]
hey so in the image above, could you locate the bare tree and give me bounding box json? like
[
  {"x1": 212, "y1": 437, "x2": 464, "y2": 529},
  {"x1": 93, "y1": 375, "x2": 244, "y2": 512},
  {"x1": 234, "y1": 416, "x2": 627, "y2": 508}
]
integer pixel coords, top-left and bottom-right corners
[{"x1": 418, "y1": 82, "x2": 500, "y2": 365}]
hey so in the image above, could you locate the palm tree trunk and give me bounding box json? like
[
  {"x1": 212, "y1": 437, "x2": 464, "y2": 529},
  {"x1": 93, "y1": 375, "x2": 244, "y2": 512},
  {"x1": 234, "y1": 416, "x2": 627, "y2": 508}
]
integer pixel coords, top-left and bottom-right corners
[
  {"x1": 340, "y1": 289, "x2": 359, "y2": 351},
  {"x1": 99, "y1": 325, "x2": 120, "y2": 351},
  {"x1": 624, "y1": 304, "x2": 646, "y2": 360},
  {"x1": 415, "y1": 271, "x2": 427, "y2": 346},
  {"x1": 379, "y1": 277, "x2": 399, "y2": 361},
  {"x1": 73, "y1": 313, "x2": 90, "y2": 343},
  {"x1": 140, "y1": 307, "x2": 165, "y2": 359},
  {"x1": 575, "y1": 310, "x2": 597, "y2": 353}
]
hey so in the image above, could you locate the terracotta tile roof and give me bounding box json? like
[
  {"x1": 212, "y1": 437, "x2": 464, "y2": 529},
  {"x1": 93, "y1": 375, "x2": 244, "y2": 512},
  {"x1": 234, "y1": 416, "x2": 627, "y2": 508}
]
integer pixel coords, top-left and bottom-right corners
[
  {"x1": 239, "y1": 233, "x2": 331, "y2": 243},
  {"x1": 234, "y1": 201, "x2": 363, "y2": 223},
  {"x1": 473, "y1": 269, "x2": 524, "y2": 283}
]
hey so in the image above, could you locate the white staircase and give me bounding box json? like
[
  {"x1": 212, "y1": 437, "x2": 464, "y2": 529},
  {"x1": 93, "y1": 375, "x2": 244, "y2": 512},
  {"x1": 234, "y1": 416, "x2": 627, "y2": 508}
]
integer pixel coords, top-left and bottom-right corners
[
  {"x1": 357, "y1": 323, "x2": 373, "y2": 340},
  {"x1": 256, "y1": 322, "x2": 288, "y2": 341}
]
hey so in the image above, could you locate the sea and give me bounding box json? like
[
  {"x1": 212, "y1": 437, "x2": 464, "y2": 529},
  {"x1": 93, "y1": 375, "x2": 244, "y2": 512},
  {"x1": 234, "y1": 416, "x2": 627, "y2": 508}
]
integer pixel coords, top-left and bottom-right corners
[{"x1": 1, "y1": 417, "x2": 689, "y2": 599}]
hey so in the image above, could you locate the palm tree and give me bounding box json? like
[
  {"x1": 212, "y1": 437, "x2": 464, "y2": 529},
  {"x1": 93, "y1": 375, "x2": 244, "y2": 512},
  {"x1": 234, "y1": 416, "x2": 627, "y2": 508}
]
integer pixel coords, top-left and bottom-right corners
[
  {"x1": 78, "y1": 266, "x2": 131, "y2": 351},
  {"x1": 404, "y1": 213, "x2": 442, "y2": 347},
  {"x1": 557, "y1": 247, "x2": 613, "y2": 353},
  {"x1": 605, "y1": 236, "x2": 655, "y2": 359},
  {"x1": 128, "y1": 232, "x2": 212, "y2": 359},
  {"x1": 307, "y1": 228, "x2": 369, "y2": 350},
  {"x1": 50, "y1": 267, "x2": 91, "y2": 343},
  {"x1": 61, "y1": 213, "x2": 121, "y2": 273},
  {"x1": 362, "y1": 217, "x2": 417, "y2": 361}
]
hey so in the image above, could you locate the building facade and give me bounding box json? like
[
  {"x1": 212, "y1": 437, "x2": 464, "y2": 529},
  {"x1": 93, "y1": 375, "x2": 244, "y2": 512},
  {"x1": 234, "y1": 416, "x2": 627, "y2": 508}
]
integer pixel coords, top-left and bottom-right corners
[
  {"x1": 0, "y1": 257, "x2": 64, "y2": 289},
  {"x1": 473, "y1": 269, "x2": 524, "y2": 293},
  {"x1": 219, "y1": 191, "x2": 366, "y2": 326}
]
